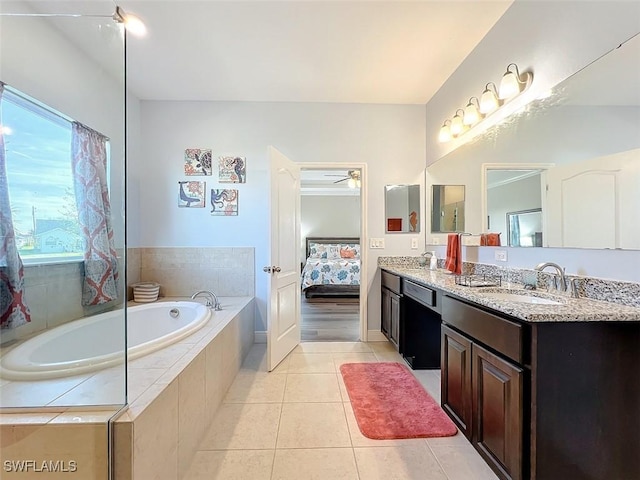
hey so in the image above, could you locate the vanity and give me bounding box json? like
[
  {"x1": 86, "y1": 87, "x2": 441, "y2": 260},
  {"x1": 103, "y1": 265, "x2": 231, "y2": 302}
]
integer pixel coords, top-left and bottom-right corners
[{"x1": 379, "y1": 264, "x2": 640, "y2": 480}]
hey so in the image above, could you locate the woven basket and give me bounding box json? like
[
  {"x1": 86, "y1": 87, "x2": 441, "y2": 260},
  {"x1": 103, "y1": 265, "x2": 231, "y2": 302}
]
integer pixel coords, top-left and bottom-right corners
[{"x1": 132, "y1": 282, "x2": 160, "y2": 303}]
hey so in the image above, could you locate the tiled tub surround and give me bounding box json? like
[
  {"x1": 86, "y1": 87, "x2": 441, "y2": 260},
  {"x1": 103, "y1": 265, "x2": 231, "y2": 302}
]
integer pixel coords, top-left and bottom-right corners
[
  {"x1": 378, "y1": 257, "x2": 640, "y2": 321},
  {"x1": 0, "y1": 296, "x2": 254, "y2": 480},
  {"x1": 131, "y1": 247, "x2": 255, "y2": 298},
  {"x1": 112, "y1": 296, "x2": 255, "y2": 480}
]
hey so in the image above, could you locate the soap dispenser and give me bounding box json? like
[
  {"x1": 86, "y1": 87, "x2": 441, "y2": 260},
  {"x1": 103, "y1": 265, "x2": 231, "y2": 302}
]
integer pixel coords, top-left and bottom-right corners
[{"x1": 429, "y1": 251, "x2": 438, "y2": 270}]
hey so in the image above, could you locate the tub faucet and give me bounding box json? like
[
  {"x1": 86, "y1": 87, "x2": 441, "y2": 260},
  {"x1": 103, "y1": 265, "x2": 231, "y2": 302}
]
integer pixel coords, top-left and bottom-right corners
[
  {"x1": 190, "y1": 290, "x2": 222, "y2": 311},
  {"x1": 534, "y1": 262, "x2": 567, "y2": 292}
]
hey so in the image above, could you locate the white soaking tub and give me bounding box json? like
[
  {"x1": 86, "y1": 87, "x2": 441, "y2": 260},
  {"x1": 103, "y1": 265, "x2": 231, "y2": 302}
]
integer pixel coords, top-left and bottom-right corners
[{"x1": 0, "y1": 301, "x2": 211, "y2": 381}]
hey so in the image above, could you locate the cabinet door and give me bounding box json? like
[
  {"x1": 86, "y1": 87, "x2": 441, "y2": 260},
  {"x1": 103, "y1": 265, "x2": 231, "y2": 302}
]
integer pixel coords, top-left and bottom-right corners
[
  {"x1": 389, "y1": 291, "x2": 400, "y2": 349},
  {"x1": 472, "y1": 343, "x2": 523, "y2": 480},
  {"x1": 381, "y1": 287, "x2": 391, "y2": 338},
  {"x1": 441, "y1": 325, "x2": 472, "y2": 438}
]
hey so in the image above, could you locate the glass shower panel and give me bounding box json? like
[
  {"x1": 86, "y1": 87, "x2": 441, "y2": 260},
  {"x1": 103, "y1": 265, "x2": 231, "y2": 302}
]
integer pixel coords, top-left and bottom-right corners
[{"x1": 0, "y1": 10, "x2": 126, "y2": 413}]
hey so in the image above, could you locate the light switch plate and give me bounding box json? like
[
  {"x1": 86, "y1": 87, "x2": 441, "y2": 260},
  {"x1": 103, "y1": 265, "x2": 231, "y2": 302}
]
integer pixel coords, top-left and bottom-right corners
[
  {"x1": 411, "y1": 238, "x2": 418, "y2": 249},
  {"x1": 369, "y1": 238, "x2": 385, "y2": 249},
  {"x1": 494, "y1": 249, "x2": 508, "y2": 262}
]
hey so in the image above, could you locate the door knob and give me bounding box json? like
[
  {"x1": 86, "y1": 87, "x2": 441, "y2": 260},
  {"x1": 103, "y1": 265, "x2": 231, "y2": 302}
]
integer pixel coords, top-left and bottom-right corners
[
  {"x1": 273, "y1": 266, "x2": 282, "y2": 273},
  {"x1": 263, "y1": 266, "x2": 282, "y2": 274},
  {"x1": 263, "y1": 266, "x2": 272, "y2": 273}
]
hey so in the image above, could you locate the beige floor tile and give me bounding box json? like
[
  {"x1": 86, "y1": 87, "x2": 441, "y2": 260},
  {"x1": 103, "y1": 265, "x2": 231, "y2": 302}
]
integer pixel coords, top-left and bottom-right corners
[
  {"x1": 294, "y1": 341, "x2": 372, "y2": 353},
  {"x1": 354, "y1": 444, "x2": 448, "y2": 480},
  {"x1": 288, "y1": 353, "x2": 336, "y2": 373},
  {"x1": 332, "y1": 352, "x2": 379, "y2": 368},
  {"x1": 343, "y1": 402, "x2": 425, "y2": 448},
  {"x1": 239, "y1": 344, "x2": 291, "y2": 374},
  {"x1": 271, "y1": 448, "x2": 358, "y2": 480},
  {"x1": 183, "y1": 450, "x2": 274, "y2": 480},
  {"x1": 223, "y1": 371, "x2": 287, "y2": 403},
  {"x1": 411, "y1": 370, "x2": 441, "y2": 404},
  {"x1": 373, "y1": 350, "x2": 405, "y2": 363},
  {"x1": 428, "y1": 444, "x2": 500, "y2": 479},
  {"x1": 337, "y1": 371, "x2": 350, "y2": 401},
  {"x1": 283, "y1": 373, "x2": 341, "y2": 403},
  {"x1": 200, "y1": 403, "x2": 282, "y2": 450},
  {"x1": 425, "y1": 430, "x2": 471, "y2": 447},
  {"x1": 367, "y1": 341, "x2": 397, "y2": 353},
  {"x1": 276, "y1": 402, "x2": 351, "y2": 448}
]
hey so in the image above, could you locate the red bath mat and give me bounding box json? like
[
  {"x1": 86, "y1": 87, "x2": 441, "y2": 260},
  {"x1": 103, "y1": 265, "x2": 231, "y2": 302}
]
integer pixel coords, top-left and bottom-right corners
[{"x1": 340, "y1": 362, "x2": 457, "y2": 439}]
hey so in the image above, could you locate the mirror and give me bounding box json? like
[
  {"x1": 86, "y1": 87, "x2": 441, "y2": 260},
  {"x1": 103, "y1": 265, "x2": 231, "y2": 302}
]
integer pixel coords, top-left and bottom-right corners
[
  {"x1": 385, "y1": 184, "x2": 420, "y2": 233},
  {"x1": 426, "y1": 33, "x2": 640, "y2": 249},
  {"x1": 507, "y1": 209, "x2": 543, "y2": 247},
  {"x1": 431, "y1": 185, "x2": 465, "y2": 233}
]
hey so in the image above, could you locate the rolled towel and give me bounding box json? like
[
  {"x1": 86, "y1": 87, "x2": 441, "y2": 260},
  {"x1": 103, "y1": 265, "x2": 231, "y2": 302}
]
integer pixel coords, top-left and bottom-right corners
[
  {"x1": 444, "y1": 233, "x2": 462, "y2": 275},
  {"x1": 480, "y1": 233, "x2": 501, "y2": 246}
]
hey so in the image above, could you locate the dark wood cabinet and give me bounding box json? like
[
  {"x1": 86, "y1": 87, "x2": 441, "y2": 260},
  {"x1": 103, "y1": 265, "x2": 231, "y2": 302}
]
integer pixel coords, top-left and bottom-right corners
[
  {"x1": 441, "y1": 324, "x2": 472, "y2": 438},
  {"x1": 381, "y1": 271, "x2": 402, "y2": 350},
  {"x1": 472, "y1": 343, "x2": 523, "y2": 480}
]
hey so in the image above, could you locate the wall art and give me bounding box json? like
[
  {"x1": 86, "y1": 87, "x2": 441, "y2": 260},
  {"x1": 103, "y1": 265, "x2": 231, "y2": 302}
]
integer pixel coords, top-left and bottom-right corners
[
  {"x1": 178, "y1": 181, "x2": 206, "y2": 208},
  {"x1": 211, "y1": 189, "x2": 238, "y2": 216},
  {"x1": 218, "y1": 156, "x2": 246, "y2": 183},
  {"x1": 184, "y1": 148, "x2": 212, "y2": 176}
]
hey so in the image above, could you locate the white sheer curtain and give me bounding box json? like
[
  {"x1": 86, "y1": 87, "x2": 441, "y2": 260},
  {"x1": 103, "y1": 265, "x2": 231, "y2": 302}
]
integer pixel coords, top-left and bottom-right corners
[{"x1": 71, "y1": 122, "x2": 119, "y2": 306}]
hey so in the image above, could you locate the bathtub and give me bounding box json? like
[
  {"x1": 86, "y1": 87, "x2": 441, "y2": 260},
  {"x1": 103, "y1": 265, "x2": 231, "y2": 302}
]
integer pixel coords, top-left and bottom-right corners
[{"x1": 0, "y1": 301, "x2": 211, "y2": 381}]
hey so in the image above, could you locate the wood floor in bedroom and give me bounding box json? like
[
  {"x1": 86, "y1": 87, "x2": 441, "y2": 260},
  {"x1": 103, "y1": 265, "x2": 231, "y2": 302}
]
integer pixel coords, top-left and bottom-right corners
[{"x1": 301, "y1": 296, "x2": 360, "y2": 342}]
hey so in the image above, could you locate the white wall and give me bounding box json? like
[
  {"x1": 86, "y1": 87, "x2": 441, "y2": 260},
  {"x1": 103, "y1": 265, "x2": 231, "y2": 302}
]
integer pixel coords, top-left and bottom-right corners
[
  {"x1": 425, "y1": 1, "x2": 640, "y2": 282},
  {"x1": 137, "y1": 101, "x2": 426, "y2": 332},
  {"x1": 301, "y1": 195, "x2": 360, "y2": 257}
]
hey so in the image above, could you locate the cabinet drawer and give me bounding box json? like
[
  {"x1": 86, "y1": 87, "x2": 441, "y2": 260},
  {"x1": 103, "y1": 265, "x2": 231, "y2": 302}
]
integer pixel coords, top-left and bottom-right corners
[
  {"x1": 381, "y1": 270, "x2": 401, "y2": 295},
  {"x1": 442, "y1": 295, "x2": 524, "y2": 364},
  {"x1": 403, "y1": 280, "x2": 436, "y2": 307}
]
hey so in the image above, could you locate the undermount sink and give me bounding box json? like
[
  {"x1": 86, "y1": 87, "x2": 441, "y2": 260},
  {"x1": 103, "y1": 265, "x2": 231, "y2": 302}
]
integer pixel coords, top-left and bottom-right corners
[{"x1": 478, "y1": 290, "x2": 565, "y2": 305}]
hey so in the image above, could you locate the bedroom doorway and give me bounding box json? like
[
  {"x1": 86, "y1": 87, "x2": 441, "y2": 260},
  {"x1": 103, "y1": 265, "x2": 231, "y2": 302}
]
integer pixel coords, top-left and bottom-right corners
[{"x1": 299, "y1": 165, "x2": 366, "y2": 342}]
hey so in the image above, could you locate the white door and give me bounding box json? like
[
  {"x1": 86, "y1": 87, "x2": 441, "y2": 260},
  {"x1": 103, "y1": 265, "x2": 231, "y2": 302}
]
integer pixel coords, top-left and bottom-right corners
[{"x1": 266, "y1": 146, "x2": 301, "y2": 371}]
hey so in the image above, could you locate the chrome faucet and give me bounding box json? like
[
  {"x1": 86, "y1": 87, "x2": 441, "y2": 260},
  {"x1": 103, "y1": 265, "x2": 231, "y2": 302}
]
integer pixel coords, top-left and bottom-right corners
[
  {"x1": 534, "y1": 262, "x2": 567, "y2": 293},
  {"x1": 190, "y1": 290, "x2": 222, "y2": 311}
]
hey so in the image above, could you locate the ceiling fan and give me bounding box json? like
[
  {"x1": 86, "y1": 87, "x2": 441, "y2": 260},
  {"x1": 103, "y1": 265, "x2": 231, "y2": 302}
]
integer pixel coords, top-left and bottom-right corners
[{"x1": 326, "y1": 170, "x2": 361, "y2": 188}]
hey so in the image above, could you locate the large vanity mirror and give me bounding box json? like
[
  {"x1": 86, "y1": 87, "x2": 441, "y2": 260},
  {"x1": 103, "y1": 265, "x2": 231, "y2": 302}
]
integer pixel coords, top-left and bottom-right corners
[
  {"x1": 426, "y1": 32, "x2": 640, "y2": 249},
  {"x1": 385, "y1": 184, "x2": 421, "y2": 233}
]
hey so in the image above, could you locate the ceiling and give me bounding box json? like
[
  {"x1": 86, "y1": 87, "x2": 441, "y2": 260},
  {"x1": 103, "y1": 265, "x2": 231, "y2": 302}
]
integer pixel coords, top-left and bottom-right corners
[{"x1": 18, "y1": 0, "x2": 513, "y2": 104}]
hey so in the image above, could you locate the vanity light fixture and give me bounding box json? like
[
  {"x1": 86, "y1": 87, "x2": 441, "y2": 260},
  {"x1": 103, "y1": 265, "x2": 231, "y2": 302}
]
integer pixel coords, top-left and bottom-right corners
[
  {"x1": 463, "y1": 97, "x2": 482, "y2": 126},
  {"x1": 438, "y1": 63, "x2": 534, "y2": 143},
  {"x1": 438, "y1": 120, "x2": 452, "y2": 143},
  {"x1": 113, "y1": 6, "x2": 147, "y2": 37},
  {"x1": 499, "y1": 63, "x2": 533, "y2": 100},
  {"x1": 450, "y1": 109, "x2": 465, "y2": 136},
  {"x1": 479, "y1": 82, "x2": 501, "y2": 114}
]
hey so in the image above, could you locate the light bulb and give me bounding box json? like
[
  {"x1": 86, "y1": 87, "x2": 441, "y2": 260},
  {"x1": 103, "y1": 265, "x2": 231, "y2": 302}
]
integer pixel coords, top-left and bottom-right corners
[
  {"x1": 450, "y1": 110, "x2": 464, "y2": 136},
  {"x1": 0, "y1": 124, "x2": 13, "y2": 136},
  {"x1": 124, "y1": 14, "x2": 147, "y2": 36},
  {"x1": 463, "y1": 98, "x2": 481, "y2": 126},
  {"x1": 348, "y1": 178, "x2": 356, "y2": 189},
  {"x1": 438, "y1": 121, "x2": 452, "y2": 143},
  {"x1": 480, "y1": 83, "x2": 500, "y2": 114}
]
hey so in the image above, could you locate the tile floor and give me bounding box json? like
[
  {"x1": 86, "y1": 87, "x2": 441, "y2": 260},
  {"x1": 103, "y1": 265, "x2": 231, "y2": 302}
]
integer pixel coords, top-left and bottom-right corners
[{"x1": 182, "y1": 341, "x2": 499, "y2": 480}]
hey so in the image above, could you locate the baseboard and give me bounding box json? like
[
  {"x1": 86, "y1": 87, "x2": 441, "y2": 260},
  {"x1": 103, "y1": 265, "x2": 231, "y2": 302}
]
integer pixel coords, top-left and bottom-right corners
[
  {"x1": 367, "y1": 330, "x2": 387, "y2": 342},
  {"x1": 254, "y1": 331, "x2": 267, "y2": 343}
]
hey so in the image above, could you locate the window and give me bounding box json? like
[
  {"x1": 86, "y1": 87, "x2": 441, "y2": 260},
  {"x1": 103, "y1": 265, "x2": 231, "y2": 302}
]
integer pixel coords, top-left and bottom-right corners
[{"x1": 1, "y1": 88, "x2": 83, "y2": 263}]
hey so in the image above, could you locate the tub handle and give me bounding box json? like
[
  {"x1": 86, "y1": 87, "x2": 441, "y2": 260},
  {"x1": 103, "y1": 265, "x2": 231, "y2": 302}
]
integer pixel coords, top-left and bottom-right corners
[{"x1": 169, "y1": 308, "x2": 180, "y2": 318}]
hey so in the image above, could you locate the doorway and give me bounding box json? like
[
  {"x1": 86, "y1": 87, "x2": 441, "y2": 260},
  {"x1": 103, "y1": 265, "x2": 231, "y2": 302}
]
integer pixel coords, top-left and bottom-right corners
[{"x1": 299, "y1": 164, "x2": 366, "y2": 342}]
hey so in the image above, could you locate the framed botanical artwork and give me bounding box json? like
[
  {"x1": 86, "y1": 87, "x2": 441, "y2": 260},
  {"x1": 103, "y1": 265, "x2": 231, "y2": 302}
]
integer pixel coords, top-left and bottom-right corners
[
  {"x1": 178, "y1": 181, "x2": 206, "y2": 208},
  {"x1": 218, "y1": 156, "x2": 246, "y2": 183},
  {"x1": 184, "y1": 148, "x2": 212, "y2": 176},
  {"x1": 210, "y1": 189, "x2": 238, "y2": 216}
]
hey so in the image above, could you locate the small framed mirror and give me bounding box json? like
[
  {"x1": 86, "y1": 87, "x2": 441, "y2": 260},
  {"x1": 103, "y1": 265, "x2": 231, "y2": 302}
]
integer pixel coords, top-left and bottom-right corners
[
  {"x1": 431, "y1": 185, "x2": 465, "y2": 233},
  {"x1": 384, "y1": 184, "x2": 420, "y2": 233}
]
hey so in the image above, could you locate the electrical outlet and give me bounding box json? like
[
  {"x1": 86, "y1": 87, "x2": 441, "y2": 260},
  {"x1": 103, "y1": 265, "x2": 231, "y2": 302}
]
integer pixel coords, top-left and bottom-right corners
[
  {"x1": 431, "y1": 237, "x2": 440, "y2": 245},
  {"x1": 411, "y1": 238, "x2": 418, "y2": 249},
  {"x1": 494, "y1": 249, "x2": 508, "y2": 262}
]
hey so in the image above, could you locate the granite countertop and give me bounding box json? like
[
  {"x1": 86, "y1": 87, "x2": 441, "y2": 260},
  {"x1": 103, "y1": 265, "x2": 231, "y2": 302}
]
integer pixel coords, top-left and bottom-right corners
[{"x1": 380, "y1": 266, "x2": 640, "y2": 323}]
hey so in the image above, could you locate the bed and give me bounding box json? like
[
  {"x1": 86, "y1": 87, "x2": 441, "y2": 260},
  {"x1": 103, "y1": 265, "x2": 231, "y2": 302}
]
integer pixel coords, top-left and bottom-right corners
[{"x1": 301, "y1": 237, "x2": 361, "y2": 299}]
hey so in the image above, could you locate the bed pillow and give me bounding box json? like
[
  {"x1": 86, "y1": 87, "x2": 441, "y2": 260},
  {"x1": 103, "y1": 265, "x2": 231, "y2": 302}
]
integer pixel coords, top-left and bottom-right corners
[
  {"x1": 341, "y1": 243, "x2": 360, "y2": 258},
  {"x1": 308, "y1": 243, "x2": 341, "y2": 259},
  {"x1": 308, "y1": 242, "x2": 321, "y2": 258},
  {"x1": 340, "y1": 247, "x2": 356, "y2": 259}
]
